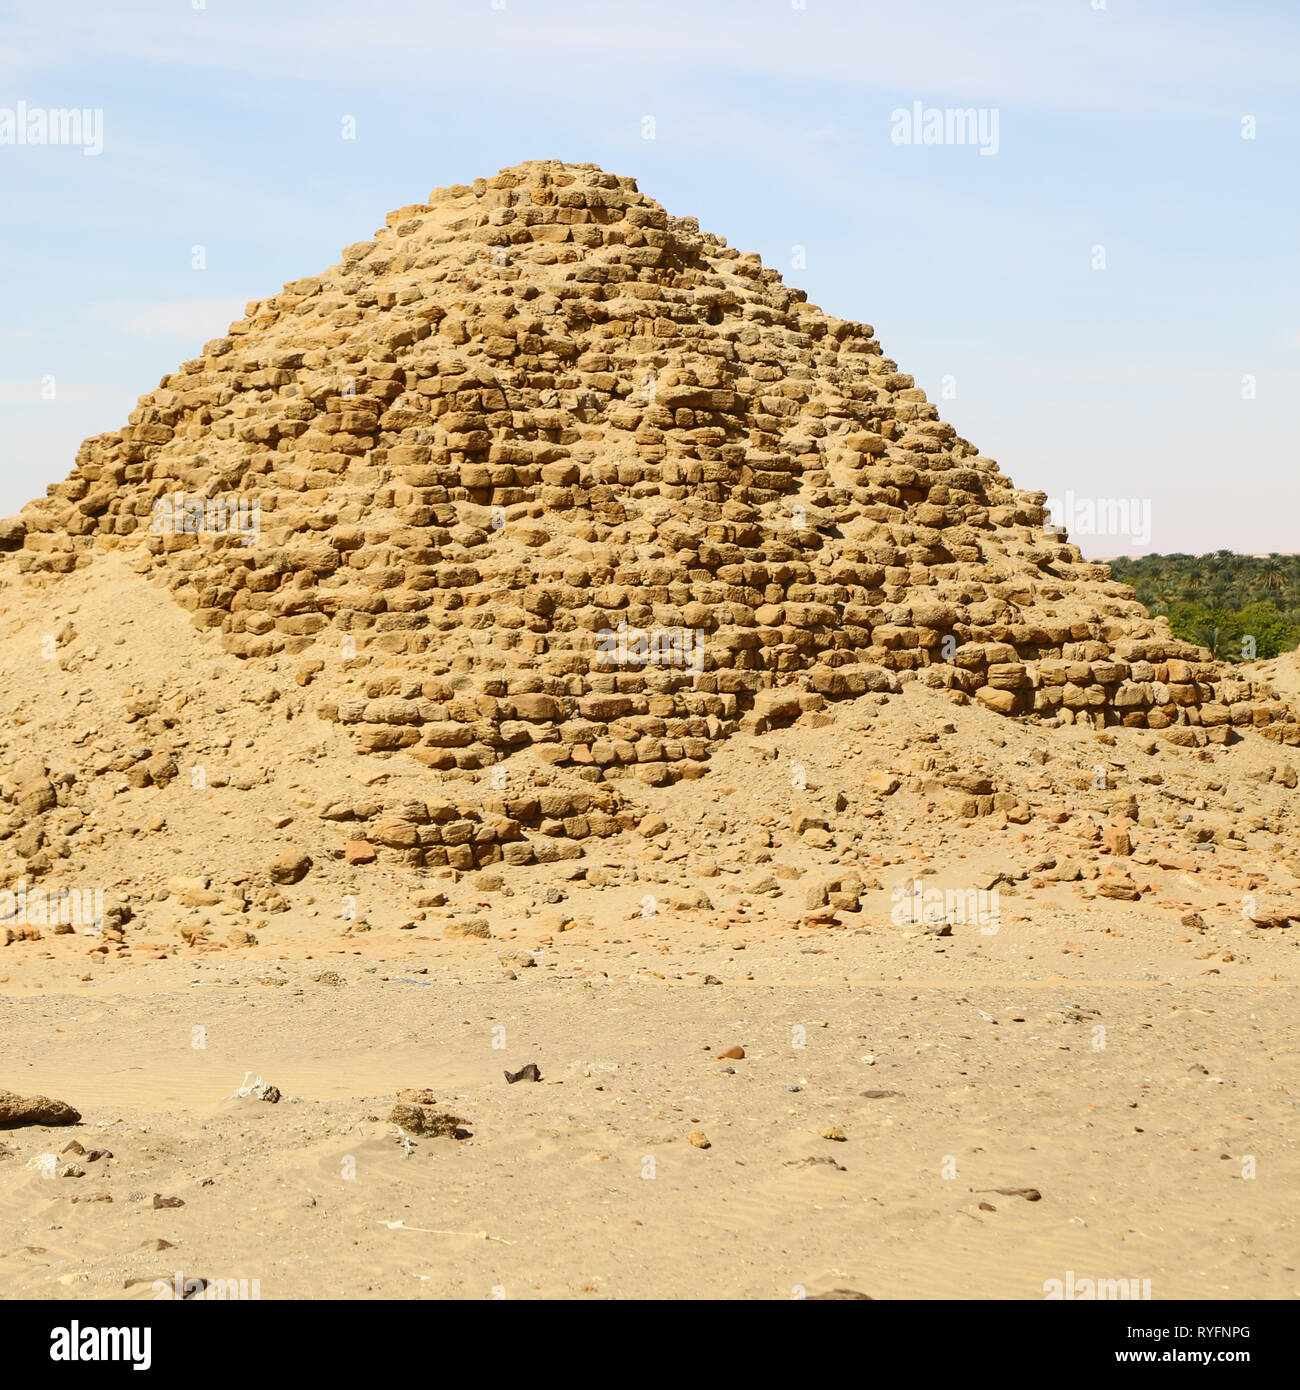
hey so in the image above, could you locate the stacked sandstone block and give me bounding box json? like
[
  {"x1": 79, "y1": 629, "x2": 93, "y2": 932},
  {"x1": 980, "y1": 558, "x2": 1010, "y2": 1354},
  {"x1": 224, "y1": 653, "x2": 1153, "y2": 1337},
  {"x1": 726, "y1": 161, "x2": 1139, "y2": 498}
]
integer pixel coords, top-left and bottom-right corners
[
  {"x1": 317, "y1": 777, "x2": 632, "y2": 869},
  {"x1": 6, "y1": 160, "x2": 1296, "y2": 842}
]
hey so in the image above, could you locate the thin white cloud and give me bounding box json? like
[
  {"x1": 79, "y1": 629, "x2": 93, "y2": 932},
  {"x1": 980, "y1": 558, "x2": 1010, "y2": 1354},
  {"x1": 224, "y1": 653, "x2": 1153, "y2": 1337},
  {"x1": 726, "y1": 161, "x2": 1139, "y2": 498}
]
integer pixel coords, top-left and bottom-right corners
[{"x1": 6, "y1": 0, "x2": 1297, "y2": 119}]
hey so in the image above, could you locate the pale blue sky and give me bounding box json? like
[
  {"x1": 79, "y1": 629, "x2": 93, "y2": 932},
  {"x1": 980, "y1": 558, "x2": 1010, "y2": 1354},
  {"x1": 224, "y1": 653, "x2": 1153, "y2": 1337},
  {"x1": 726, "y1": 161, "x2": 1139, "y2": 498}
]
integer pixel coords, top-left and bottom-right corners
[{"x1": 1, "y1": 0, "x2": 1296, "y2": 554}]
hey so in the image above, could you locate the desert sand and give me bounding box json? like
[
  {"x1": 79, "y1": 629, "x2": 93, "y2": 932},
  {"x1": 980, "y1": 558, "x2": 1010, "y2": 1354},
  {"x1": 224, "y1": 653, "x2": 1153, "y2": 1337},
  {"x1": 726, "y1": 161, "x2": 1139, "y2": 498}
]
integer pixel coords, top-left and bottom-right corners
[
  {"x1": 1, "y1": 559, "x2": 1296, "y2": 1299},
  {"x1": 2, "y1": 163, "x2": 1297, "y2": 1301}
]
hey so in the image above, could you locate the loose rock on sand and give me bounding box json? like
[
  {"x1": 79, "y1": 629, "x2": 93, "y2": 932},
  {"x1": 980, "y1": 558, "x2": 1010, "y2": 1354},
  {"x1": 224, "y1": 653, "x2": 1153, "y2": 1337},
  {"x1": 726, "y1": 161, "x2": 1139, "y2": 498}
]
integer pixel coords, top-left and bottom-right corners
[
  {"x1": 0, "y1": 1091, "x2": 80, "y2": 1128},
  {"x1": 0, "y1": 158, "x2": 1296, "y2": 1303}
]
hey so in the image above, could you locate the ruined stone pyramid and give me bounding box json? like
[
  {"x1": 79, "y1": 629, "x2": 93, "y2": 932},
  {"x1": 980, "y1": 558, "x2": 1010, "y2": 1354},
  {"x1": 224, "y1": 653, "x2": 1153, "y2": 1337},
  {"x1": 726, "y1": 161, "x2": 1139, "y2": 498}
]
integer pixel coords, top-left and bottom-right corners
[{"x1": 5, "y1": 160, "x2": 1296, "y2": 861}]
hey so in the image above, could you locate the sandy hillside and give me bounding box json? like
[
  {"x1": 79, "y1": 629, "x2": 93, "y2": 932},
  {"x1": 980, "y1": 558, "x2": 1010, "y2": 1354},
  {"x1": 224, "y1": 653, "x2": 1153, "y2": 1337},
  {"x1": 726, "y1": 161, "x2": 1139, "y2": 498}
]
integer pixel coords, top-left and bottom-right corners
[
  {"x1": 1246, "y1": 652, "x2": 1300, "y2": 708},
  {"x1": 2, "y1": 161, "x2": 1299, "y2": 1301},
  {"x1": 1, "y1": 552, "x2": 1298, "y2": 1300}
]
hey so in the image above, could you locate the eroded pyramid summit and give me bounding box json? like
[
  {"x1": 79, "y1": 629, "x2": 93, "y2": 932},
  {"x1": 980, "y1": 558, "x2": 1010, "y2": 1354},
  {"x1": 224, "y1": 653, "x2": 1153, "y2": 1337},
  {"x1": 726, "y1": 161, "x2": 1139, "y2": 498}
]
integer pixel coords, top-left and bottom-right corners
[{"x1": 5, "y1": 160, "x2": 1296, "y2": 863}]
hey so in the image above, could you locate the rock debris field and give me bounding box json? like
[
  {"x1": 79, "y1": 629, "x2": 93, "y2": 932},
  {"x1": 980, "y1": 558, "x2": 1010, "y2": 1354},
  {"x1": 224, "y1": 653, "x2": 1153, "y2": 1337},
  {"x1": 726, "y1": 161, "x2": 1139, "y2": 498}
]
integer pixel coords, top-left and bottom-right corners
[{"x1": 0, "y1": 162, "x2": 1296, "y2": 1300}]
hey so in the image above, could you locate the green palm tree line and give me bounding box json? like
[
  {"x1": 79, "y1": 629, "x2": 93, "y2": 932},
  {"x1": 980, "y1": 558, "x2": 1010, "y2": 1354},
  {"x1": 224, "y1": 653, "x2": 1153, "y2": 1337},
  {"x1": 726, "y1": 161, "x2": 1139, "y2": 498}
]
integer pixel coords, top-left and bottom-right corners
[{"x1": 1106, "y1": 552, "x2": 1300, "y2": 660}]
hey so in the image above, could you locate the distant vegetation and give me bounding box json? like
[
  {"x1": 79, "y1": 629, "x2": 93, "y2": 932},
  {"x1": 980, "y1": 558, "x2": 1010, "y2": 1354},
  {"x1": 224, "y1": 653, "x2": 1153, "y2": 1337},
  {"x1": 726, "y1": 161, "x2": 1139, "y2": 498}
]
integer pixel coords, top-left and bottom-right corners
[{"x1": 1107, "y1": 552, "x2": 1300, "y2": 661}]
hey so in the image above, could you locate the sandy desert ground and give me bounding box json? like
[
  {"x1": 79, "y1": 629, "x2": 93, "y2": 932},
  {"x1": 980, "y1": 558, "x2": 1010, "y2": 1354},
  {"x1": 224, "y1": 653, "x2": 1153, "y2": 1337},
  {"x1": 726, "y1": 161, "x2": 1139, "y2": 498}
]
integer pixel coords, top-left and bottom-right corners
[
  {"x1": 1, "y1": 557, "x2": 1297, "y2": 1301},
  {"x1": 2, "y1": 902, "x2": 1298, "y2": 1300}
]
